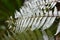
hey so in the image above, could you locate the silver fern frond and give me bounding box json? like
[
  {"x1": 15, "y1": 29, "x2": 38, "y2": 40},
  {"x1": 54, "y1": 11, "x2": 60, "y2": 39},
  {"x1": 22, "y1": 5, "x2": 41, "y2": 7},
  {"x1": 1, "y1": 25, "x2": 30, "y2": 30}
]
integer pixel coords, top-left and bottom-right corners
[{"x1": 15, "y1": 0, "x2": 60, "y2": 33}]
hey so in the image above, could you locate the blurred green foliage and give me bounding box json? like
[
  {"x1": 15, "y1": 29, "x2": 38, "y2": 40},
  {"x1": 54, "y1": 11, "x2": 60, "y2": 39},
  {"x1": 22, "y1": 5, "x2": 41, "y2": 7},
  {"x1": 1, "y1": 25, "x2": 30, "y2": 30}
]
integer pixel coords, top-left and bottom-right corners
[
  {"x1": 0, "y1": 0, "x2": 24, "y2": 22},
  {"x1": 0, "y1": 0, "x2": 24, "y2": 37}
]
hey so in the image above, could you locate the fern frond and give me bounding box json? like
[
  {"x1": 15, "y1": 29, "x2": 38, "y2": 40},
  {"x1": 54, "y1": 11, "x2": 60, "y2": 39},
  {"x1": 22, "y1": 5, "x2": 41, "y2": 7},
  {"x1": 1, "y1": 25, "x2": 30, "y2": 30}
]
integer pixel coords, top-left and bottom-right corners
[{"x1": 15, "y1": 0, "x2": 60, "y2": 33}]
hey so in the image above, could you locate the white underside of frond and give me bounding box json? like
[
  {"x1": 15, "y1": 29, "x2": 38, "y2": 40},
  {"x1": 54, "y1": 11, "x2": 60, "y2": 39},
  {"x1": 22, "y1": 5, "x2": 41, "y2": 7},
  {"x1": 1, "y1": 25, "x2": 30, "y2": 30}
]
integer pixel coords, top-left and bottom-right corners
[
  {"x1": 42, "y1": 31, "x2": 49, "y2": 40},
  {"x1": 15, "y1": 0, "x2": 60, "y2": 32},
  {"x1": 55, "y1": 21, "x2": 60, "y2": 35}
]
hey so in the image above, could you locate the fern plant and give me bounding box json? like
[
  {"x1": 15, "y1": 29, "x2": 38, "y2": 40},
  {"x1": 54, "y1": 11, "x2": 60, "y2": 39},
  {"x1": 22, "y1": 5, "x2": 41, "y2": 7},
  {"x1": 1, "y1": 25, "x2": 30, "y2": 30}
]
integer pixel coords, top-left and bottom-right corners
[
  {"x1": 0, "y1": 0, "x2": 60, "y2": 40},
  {"x1": 14, "y1": 0, "x2": 60, "y2": 40}
]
